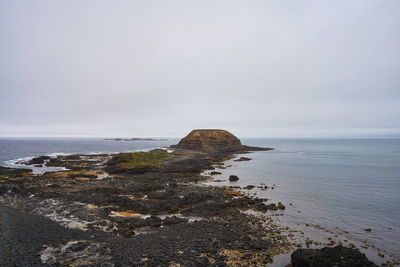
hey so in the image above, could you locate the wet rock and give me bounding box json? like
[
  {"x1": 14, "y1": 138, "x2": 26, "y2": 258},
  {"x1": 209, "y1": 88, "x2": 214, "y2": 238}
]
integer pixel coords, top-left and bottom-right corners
[
  {"x1": 28, "y1": 156, "x2": 50, "y2": 165},
  {"x1": 163, "y1": 216, "x2": 188, "y2": 225},
  {"x1": 210, "y1": 171, "x2": 222, "y2": 175},
  {"x1": 255, "y1": 203, "x2": 279, "y2": 212},
  {"x1": 145, "y1": 215, "x2": 162, "y2": 227},
  {"x1": 244, "y1": 185, "x2": 256, "y2": 190},
  {"x1": 147, "y1": 190, "x2": 175, "y2": 199},
  {"x1": 0, "y1": 166, "x2": 32, "y2": 178},
  {"x1": 249, "y1": 239, "x2": 270, "y2": 250},
  {"x1": 234, "y1": 157, "x2": 252, "y2": 162},
  {"x1": 64, "y1": 154, "x2": 82, "y2": 160},
  {"x1": 291, "y1": 245, "x2": 377, "y2": 267},
  {"x1": 229, "y1": 175, "x2": 239, "y2": 182},
  {"x1": 364, "y1": 228, "x2": 372, "y2": 232},
  {"x1": 183, "y1": 192, "x2": 211, "y2": 204},
  {"x1": 278, "y1": 202, "x2": 286, "y2": 210}
]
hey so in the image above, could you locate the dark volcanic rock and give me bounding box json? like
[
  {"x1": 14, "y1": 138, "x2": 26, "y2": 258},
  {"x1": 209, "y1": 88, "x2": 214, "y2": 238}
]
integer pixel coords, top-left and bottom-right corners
[
  {"x1": 291, "y1": 245, "x2": 377, "y2": 267},
  {"x1": 277, "y1": 202, "x2": 286, "y2": 210},
  {"x1": 0, "y1": 130, "x2": 282, "y2": 266},
  {"x1": 258, "y1": 203, "x2": 279, "y2": 212},
  {"x1": 229, "y1": 175, "x2": 240, "y2": 182},
  {"x1": 171, "y1": 129, "x2": 273, "y2": 152},
  {"x1": 0, "y1": 166, "x2": 32, "y2": 178},
  {"x1": 27, "y1": 156, "x2": 50, "y2": 165},
  {"x1": 163, "y1": 216, "x2": 188, "y2": 225},
  {"x1": 147, "y1": 190, "x2": 175, "y2": 199},
  {"x1": 234, "y1": 157, "x2": 252, "y2": 162}
]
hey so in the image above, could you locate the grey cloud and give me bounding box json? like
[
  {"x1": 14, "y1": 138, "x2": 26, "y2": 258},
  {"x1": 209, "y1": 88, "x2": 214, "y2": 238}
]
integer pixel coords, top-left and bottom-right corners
[{"x1": 0, "y1": 0, "x2": 399, "y2": 137}]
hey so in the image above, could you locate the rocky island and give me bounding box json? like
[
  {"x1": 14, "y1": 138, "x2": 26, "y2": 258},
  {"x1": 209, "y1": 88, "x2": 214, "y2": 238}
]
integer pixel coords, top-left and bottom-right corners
[
  {"x1": 0, "y1": 130, "x2": 377, "y2": 266},
  {"x1": 171, "y1": 129, "x2": 272, "y2": 152}
]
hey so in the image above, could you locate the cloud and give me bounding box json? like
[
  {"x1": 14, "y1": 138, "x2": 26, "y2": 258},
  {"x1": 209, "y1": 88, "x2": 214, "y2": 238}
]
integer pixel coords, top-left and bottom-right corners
[{"x1": 1, "y1": 0, "x2": 399, "y2": 137}]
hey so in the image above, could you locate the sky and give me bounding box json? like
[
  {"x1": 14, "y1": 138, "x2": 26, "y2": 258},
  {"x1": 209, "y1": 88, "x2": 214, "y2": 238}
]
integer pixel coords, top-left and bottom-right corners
[{"x1": 0, "y1": 1, "x2": 399, "y2": 138}]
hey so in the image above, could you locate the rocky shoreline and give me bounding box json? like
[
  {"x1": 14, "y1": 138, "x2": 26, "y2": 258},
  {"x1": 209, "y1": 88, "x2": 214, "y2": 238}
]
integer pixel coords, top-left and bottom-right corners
[{"x1": 0, "y1": 130, "x2": 382, "y2": 266}]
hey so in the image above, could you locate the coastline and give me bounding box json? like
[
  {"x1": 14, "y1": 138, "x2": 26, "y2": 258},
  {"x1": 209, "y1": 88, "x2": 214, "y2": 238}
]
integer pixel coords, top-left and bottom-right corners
[
  {"x1": 202, "y1": 152, "x2": 399, "y2": 266},
  {"x1": 0, "y1": 141, "x2": 394, "y2": 266},
  {"x1": 2, "y1": 146, "x2": 170, "y2": 174},
  {"x1": 0, "y1": 146, "x2": 295, "y2": 266}
]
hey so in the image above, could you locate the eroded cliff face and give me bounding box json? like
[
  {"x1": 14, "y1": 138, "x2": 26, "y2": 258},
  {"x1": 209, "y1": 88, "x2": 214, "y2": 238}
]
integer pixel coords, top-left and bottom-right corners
[{"x1": 173, "y1": 129, "x2": 243, "y2": 151}]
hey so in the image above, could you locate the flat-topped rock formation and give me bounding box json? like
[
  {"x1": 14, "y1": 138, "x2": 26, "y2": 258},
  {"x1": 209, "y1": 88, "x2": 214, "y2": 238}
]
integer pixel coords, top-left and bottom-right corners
[{"x1": 171, "y1": 129, "x2": 272, "y2": 152}]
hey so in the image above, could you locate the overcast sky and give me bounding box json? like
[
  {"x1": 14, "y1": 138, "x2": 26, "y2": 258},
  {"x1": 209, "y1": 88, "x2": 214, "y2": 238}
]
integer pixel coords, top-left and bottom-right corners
[{"x1": 0, "y1": 1, "x2": 399, "y2": 138}]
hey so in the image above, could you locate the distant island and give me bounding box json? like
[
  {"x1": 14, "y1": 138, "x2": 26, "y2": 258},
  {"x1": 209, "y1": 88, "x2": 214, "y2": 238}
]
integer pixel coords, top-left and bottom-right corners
[{"x1": 105, "y1": 138, "x2": 169, "y2": 141}]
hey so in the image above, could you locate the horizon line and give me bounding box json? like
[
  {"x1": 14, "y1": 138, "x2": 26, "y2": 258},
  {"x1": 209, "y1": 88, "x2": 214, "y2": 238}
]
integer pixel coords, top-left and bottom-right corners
[{"x1": 0, "y1": 135, "x2": 399, "y2": 139}]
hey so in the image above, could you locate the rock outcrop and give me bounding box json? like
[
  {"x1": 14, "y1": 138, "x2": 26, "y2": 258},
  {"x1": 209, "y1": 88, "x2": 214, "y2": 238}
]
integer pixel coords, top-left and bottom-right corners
[
  {"x1": 0, "y1": 166, "x2": 32, "y2": 178},
  {"x1": 291, "y1": 245, "x2": 377, "y2": 267},
  {"x1": 171, "y1": 129, "x2": 272, "y2": 152},
  {"x1": 27, "y1": 156, "x2": 50, "y2": 165},
  {"x1": 229, "y1": 175, "x2": 240, "y2": 182}
]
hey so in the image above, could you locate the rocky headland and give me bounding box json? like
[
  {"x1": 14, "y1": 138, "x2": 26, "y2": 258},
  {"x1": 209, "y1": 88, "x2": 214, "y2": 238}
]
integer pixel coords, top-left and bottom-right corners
[
  {"x1": 171, "y1": 129, "x2": 272, "y2": 152},
  {"x1": 0, "y1": 129, "x2": 379, "y2": 266}
]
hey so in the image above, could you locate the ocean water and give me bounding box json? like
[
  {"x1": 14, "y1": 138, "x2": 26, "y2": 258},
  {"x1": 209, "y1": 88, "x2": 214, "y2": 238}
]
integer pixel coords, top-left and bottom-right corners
[
  {"x1": 0, "y1": 137, "x2": 399, "y2": 263},
  {"x1": 207, "y1": 138, "x2": 400, "y2": 264},
  {"x1": 0, "y1": 137, "x2": 176, "y2": 166}
]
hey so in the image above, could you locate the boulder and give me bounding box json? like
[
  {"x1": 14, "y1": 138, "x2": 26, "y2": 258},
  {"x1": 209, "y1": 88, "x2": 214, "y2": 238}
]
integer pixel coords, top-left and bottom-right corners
[
  {"x1": 229, "y1": 175, "x2": 240, "y2": 182},
  {"x1": 277, "y1": 202, "x2": 286, "y2": 210},
  {"x1": 27, "y1": 155, "x2": 50, "y2": 165}
]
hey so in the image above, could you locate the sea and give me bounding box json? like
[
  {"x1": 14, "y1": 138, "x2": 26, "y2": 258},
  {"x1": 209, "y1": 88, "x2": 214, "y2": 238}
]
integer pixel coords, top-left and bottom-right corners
[{"x1": 0, "y1": 137, "x2": 399, "y2": 264}]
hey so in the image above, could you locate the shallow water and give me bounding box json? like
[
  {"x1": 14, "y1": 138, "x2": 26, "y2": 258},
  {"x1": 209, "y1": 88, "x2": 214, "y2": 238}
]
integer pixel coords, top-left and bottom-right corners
[{"x1": 207, "y1": 138, "x2": 400, "y2": 264}]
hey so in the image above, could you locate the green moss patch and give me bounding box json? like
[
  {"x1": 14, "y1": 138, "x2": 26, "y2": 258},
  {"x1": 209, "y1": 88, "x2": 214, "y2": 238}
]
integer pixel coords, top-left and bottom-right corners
[{"x1": 113, "y1": 151, "x2": 174, "y2": 170}]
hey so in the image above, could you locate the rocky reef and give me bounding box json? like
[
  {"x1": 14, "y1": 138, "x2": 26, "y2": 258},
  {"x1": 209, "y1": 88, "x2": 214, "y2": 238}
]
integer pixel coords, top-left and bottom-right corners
[
  {"x1": 291, "y1": 245, "x2": 377, "y2": 267},
  {"x1": 0, "y1": 131, "x2": 288, "y2": 266},
  {"x1": 171, "y1": 129, "x2": 272, "y2": 152},
  {"x1": 0, "y1": 130, "x2": 379, "y2": 266}
]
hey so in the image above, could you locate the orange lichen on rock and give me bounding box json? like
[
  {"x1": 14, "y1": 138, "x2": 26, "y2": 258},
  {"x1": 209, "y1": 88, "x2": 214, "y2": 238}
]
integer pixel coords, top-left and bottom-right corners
[
  {"x1": 110, "y1": 211, "x2": 144, "y2": 218},
  {"x1": 75, "y1": 177, "x2": 92, "y2": 182},
  {"x1": 226, "y1": 191, "x2": 245, "y2": 197}
]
